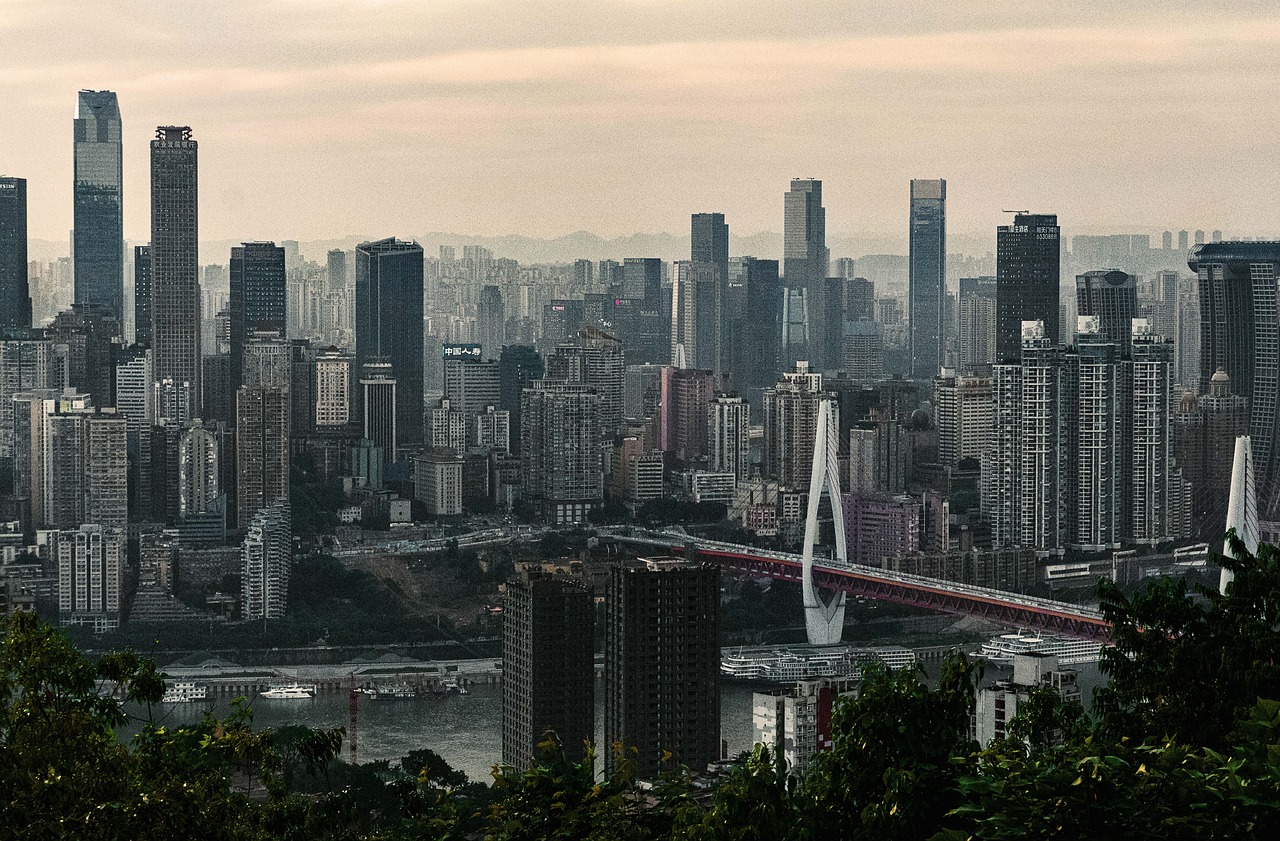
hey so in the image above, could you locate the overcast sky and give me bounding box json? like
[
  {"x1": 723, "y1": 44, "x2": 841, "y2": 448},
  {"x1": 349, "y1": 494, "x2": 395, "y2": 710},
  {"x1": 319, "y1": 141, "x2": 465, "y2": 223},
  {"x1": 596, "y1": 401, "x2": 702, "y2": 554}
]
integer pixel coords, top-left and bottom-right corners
[{"x1": 3, "y1": 0, "x2": 1279, "y2": 245}]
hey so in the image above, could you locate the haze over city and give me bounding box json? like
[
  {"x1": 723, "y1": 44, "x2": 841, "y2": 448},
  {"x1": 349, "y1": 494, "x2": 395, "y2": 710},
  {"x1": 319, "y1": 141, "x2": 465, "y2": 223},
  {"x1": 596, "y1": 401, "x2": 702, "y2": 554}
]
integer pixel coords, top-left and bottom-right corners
[{"x1": 4, "y1": 0, "x2": 1280, "y2": 244}]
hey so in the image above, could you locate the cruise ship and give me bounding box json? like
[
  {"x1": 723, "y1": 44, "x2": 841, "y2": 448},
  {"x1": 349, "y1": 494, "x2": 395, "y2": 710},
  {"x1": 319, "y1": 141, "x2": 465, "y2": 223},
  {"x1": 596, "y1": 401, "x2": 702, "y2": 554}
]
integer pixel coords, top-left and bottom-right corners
[
  {"x1": 721, "y1": 645, "x2": 917, "y2": 683},
  {"x1": 979, "y1": 632, "x2": 1105, "y2": 665},
  {"x1": 160, "y1": 682, "x2": 208, "y2": 703}
]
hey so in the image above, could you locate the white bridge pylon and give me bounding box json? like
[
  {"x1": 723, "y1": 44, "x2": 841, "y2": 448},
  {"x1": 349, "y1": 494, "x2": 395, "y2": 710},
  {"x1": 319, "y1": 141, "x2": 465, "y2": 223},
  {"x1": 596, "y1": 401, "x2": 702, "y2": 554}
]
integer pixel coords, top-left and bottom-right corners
[
  {"x1": 801, "y1": 397, "x2": 847, "y2": 644},
  {"x1": 1222, "y1": 435, "x2": 1258, "y2": 595}
]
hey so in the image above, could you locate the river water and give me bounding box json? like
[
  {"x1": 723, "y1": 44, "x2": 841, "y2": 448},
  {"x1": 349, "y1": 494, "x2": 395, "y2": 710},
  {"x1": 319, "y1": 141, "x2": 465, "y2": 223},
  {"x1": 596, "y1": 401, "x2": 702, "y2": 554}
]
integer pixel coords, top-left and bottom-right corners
[{"x1": 138, "y1": 660, "x2": 1106, "y2": 783}]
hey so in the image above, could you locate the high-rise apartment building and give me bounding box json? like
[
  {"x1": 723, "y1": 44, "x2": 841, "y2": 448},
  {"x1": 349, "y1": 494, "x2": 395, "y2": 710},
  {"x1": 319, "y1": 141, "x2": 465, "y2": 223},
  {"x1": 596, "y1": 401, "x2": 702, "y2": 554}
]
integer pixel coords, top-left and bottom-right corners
[
  {"x1": 326, "y1": 249, "x2": 347, "y2": 294},
  {"x1": 996, "y1": 214, "x2": 1060, "y2": 362},
  {"x1": 1173, "y1": 368, "x2": 1249, "y2": 539},
  {"x1": 498, "y1": 345, "x2": 543, "y2": 455},
  {"x1": 314, "y1": 347, "x2": 352, "y2": 428},
  {"x1": 670, "y1": 260, "x2": 723, "y2": 372},
  {"x1": 605, "y1": 557, "x2": 720, "y2": 780},
  {"x1": 502, "y1": 563, "x2": 595, "y2": 768},
  {"x1": 229, "y1": 242, "x2": 286, "y2": 390},
  {"x1": 958, "y1": 276, "x2": 998, "y2": 372},
  {"x1": 659, "y1": 366, "x2": 715, "y2": 464},
  {"x1": 235, "y1": 385, "x2": 289, "y2": 530},
  {"x1": 475, "y1": 404, "x2": 511, "y2": 453},
  {"x1": 415, "y1": 450, "x2": 463, "y2": 516},
  {"x1": 782, "y1": 179, "x2": 831, "y2": 369},
  {"x1": 0, "y1": 176, "x2": 31, "y2": 329},
  {"x1": 36, "y1": 397, "x2": 128, "y2": 532},
  {"x1": 708, "y1": 394, "x2": 750, "y2": 480},
  {"x1": 546, "y1": 327, "x2": 624, "y2": 443},
  {"x1": 933, "y1": 372, "x2": 993, "y2": 465},
  {"x1": 1129, "y1": 324, "x2": 1178, "y2": 544},
  {"x1": 1070, "y1": 323, "x2": 1124, "y2": 550},
  {"x1": 1189, "y1": 241, "x2": 1280, "y2": 514},
  {"x1": 47, "y1": 304, "x2": 120, "y2": 407},
  {"x1": 73, "y1": 91, "x2": 124, "y2": 322},
  {"x1": 908, "y1": 179, "x2": 946, "y2": 379},
  {"x1": 150, "y1": 126, "x2": 200, "y2": 421},
  {"x1": 1076, "y1": 270, "x2": 1137, "y2": 357},
  {"x1": 179, "y1": 419, "x2": 222, "y2": 519},
  {"x1": 114, "y1": 345, "x2": 153, "y2": 515},
  {"x1": 520, "y1": 380, "x2": 602, "y2": 524},
  {"x1": 56, "y1": 524, "x2": 124, "y2": 633},
  {"x1": 241, "y1": 500, "x2": 291, "y2": 620},
  {"x1": 763, "y1": 362, "x2": 837, "y2": 489},
  {"x1": 842, "y1": 320, "x2": 884, "y2": 385},
  {"x1": 356, "y1": 238, "x2": 424, "y2": 449}
]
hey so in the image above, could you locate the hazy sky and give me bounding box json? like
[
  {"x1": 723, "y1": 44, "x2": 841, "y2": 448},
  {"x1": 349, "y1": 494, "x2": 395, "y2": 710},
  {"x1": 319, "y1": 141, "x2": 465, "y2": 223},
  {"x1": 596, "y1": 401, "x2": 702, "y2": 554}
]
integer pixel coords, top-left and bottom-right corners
[{"x1": 3, "y1": 0, "x2": 1280, "y2": 245}]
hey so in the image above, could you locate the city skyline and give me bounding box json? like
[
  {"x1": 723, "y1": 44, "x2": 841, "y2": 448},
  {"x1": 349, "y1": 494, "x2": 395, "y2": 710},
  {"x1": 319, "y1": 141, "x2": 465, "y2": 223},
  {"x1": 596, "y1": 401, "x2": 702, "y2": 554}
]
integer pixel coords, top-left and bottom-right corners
[{"x1": 4, "y1": 4, "x2": 1280, "y2": 243}]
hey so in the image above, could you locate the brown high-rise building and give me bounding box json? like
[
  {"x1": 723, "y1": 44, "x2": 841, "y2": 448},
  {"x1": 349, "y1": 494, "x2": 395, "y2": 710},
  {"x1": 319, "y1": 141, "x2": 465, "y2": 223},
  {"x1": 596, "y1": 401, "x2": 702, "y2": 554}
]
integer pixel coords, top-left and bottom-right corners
[
  {"x1": 150, "y1": 127, "x2": 200, "y2": 421},
  {"x1": 501, "y1": 563, "x2": 595, "y2": 769},
  {"x1": 605, "y1": 557, "x2": 719, "y2": 780}
]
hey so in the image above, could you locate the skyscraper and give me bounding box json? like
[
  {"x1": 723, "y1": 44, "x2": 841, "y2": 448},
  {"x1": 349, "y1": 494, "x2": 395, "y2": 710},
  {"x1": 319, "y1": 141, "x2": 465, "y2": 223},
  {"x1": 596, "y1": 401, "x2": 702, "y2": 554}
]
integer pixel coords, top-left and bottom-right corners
[
  {"x1": 314, "y1": 347, "x2": 353, "y2": 428},
  {"x1": 326, "y1": 249, "x2": 347, "y2": 294},
  {"x1": 359, "y1": 360, "x2": 397, "y2": 463},
  {"x1": 546, "y1": 327, "x2": 624, "y2": 443},
  {"x1": 229, "y1": 242, "x2": 286, "y2": 390},
  {"x1": 0, "y1": 176, "x2": 31, "y2": 329},
  {"x1": 958, "y1": 276, "x2": 998, "y2": 372},
  {"x1": 520, "y1": 380, "x2": 601, "y2": 525},
  {"x1": 241, "y1": 501, "x2": 291, "y2": 620},
  {"x1": 605, "y1": 557, "x2": 720, "y2": 780},
  {"x1": 782, "y1": 179, "x2": 830, "y2": 368},
  {"x1": 1076, "y1": 270, "x2": 1137, "y2": 357},
  {"x1": 908, "y1": 179, "x2": 946, "y2": 379},
  {"x1": 763, "y1": 362, "x2": 837, "y2": 489},
  {"x1": 708, "y1": 394, "x2": 750, "y2": 479},
  {"x1": 670, "y1": 261, "x2": 721, "y2": 371},
  {"x1": 73, "y1": 91, "x2": 123, "y2": 322},
  {"x1": 737, "y1": 257, "x2": 782, "y2": 397},
  {"x1": 355, "y1": 238, "x2": 424, "y2": 449},
  {"x1": 1190, "y1": 241, "x2": 1280, "y2": 514},
  {"x1": 235, "y1": 385, "x2": 289, "y2": 530},
  {"x1": 996, "y1": 214, "x2": 1060, "y2": 362},
  {"x1": 56, "y1": 525, "x2": 124, "y2": 633},
  {"x1": 498, "y1": 345, "x2": 543, "y2": 455},
  {"x1": 132, "y1": 245, "x2": 152, "y2": 345},
  {"x1": 501, "y1": 563, "x2": 595, "y2": 768},
  {"x1": 150, "y1": 126, "x2": 200, "y2": 421},
  {"x1": 477, "y1": 285, "x2": 506, "y2": 360}
]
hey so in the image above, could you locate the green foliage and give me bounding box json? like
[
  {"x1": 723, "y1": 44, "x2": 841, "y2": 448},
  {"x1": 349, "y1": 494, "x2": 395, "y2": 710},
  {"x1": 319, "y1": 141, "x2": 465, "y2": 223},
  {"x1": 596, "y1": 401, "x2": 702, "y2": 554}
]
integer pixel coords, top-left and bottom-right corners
[
  {"x1": 290, "y1": 450, "x2": 346, "y2": 541},
  {"x1": 672, "y1": 745, "x2": 800, "y2": 841}
]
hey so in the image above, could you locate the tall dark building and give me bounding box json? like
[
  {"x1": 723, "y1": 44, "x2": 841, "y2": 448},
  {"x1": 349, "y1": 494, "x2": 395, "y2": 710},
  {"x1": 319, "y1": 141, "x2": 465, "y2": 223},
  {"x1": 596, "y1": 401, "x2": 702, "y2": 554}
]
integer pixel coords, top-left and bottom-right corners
[
  {"x1": 477, "y1": 284, "x2": 506, "y2": 361},
  {"x1": 1075, "y1": 270, "x2": 1137, "y2": 356},
  {"x1": 621, "y1": 257, "x2": 661, "y2": 305},
  {"x1": 326, "y1": 248, "x2": 347, "y2": 294},
  {"x1": 229, "y1": 242, "x2": 287, "y2": 389},
  {"x1": 690, "y1": 213, "x2": 730, "y2": 374},
  {"x1": 1190, "y1": 241, "x2": 1280, "y2": 514},
  {"x1": 133, "y1": 245, "x2": 151, "y2": 345},
  {"x1": 996, "y1": 213, "x2": 1060, "y2": 362},
  {"x1": 605, "y1": 557, "x2": 719, "y2": 780},
  {"x1": 73, "y1": 90, "x2": 124, "y2": 322},
  {"x1": 355, "y1": 238, "x2": 424, "y2": 449},
  {"x1": 47, "y1": 304, "x2": 121, "y2": 407},
  {"x1": 691, "y1": 213, "x2": 729, "y2": 279},
  {"x1": 150, "y1": 126, "x2": 200, "y2": 421},
  {"x1": 736, "y1": 257, "x2": 782, "y2": 398},
  {"x1": 908, "y1": 179, "x2": 946, "y2": 378},
  {"x1": 0, "y1": 176, "x2": 31, "y2": 329},
  {"x1": 499, "y1": 345, "x2": 543, "y2": 455},
  {"x1": 782, "y1": 179, "x2": 831, "y2": 370},
  {"x1": 501, "y1": 563, "x2": 595, "y2": 768}
]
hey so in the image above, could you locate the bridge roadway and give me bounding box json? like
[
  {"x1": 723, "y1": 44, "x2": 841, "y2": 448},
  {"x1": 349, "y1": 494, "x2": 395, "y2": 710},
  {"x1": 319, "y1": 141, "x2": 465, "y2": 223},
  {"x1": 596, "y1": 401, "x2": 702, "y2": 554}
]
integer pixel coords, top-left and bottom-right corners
[{"x1": 604, "y1": 529, "x2": 1112, "y2": 642}]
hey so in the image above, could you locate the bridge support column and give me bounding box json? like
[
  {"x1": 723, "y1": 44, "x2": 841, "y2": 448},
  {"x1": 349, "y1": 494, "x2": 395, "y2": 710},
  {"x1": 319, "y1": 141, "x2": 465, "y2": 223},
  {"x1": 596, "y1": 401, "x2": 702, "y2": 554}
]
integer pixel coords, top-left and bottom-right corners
[{"x1": 802, "y1": 397, "x2": 847, "y2": 644}]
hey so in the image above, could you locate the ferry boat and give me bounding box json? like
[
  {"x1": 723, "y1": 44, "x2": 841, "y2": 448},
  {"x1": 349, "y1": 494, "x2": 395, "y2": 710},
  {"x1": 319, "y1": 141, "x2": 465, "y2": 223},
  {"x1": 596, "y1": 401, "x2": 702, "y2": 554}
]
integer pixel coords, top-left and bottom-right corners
[
  {"x1": 720, "y1": 645, "x2": 916, "y2": 683},
  {"x1": 260, "y1": 683, "x2": 316, "y2": 700},
  {"x1": 160, "y1": 681, "x2": 208, "y2": 703},
  {"x1": 979, "y1": 631, "x2": 1104, "y2": 665}
]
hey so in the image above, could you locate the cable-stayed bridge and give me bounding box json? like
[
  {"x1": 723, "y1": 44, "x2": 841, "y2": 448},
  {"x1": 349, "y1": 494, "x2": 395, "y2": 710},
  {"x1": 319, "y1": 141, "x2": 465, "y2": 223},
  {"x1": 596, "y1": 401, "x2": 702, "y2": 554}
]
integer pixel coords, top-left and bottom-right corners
[{"x1": 603, "y1": 528, "x2": 1112, "y2": 643}]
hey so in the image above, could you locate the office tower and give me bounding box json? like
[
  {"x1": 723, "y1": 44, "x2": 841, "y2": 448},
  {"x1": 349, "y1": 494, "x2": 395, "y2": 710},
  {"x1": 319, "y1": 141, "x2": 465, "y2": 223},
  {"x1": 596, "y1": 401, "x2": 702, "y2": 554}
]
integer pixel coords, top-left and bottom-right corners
[
  {"x1": 624, "y1": 363, "x2": 663, "y2": 422},
  {"x1": 56, "y1": 524, "x2": 124, "y2": 632},
  {"x1": 359, "y1": 360, "x2": 397, "y2": 462},
  {"x1": 933, "y1": 372, "x2": 993, "y2": 465},
  {"x1": 708, "y1": 394, "x2": 750, "y2": 479},
  {"x1": 314, "y1": 346, "x2": 352, "y2": 428},
  {"x1": 995, "y1": 214, "x2": 1060, "y2": 362},
  {"x1": 427, "y1": 397, "x2": 468, "y2": 454},
  {"x1": 691, "y1": 213, "x2": 729, "y2": 371},
  {"x1": 842, "y1": 321, "x2": 884, "y2": 384},
  {"x1": 546, "y1": 327, "x2": 624, "y2": 442},
  {"x1": 782, "y1": 179, "x2": 831, "y2": 368},
  {"x1": 241, "y1": 331, "x2": 291, "y2": 389},
  {"x1": 235, "y1": 384, "x2": 289, "y2": 530},
  {"x1": 1190, "y1": 241, "x2": 1280, "y2": 512},
  {"x1": 355, "y1": 238, "x2": 424, "y2": 448},
  {"x1": 595, "y1": 259, "x2": 621, "y2": 291},
  {"x1": 414, "y1": 451, "x2": 463, "y2": 516},
  {"x1": 520, "y1": 380, "x2": 602, "y2": 524},
  {"x1": 908, "y1": 179, "x2": 947, "y2": 379},
  {"x1": 288, "y1": 340, "x2": 316, "y2": 437},
  {"x1": 444, "y1": 355, "x2": 502, "y2": 417},
  {"x1": 179, "y1": 418, "x2": 222, "y2": 518},
  {"x1": 73, "y1": 91, "x2": 124, "y2": 322},
  {"x1": 132, "y1": 245, "x2": 152, "y2": 345},
  {"x1": 847, "y1": 411, "x2": 912, "y2": 496},
  {"x1": 476, "y1": 404, "x2": 511, "y2": 453},
  {"x1": 498, "y1": 345, "x2": 542, "y2": 455},
  {"x1": 736, "y1": 257, "x2": 783, "y2": 396},
  {"x1": 762, "y1": 362, "x2": 838, "y2": 488},
  {"x1": 691, "y1": 212, "x2": 729, "y2": 278},
  {"x1": 477, "y1": 285, "x2": 506, "y2": 361},
  {"x1": 229, "y1": 242, "x2": 286, "y2": 390},
  {"x1": 241, "y1": 500, "x2": 291, "y2": 620},
  {"x1": 987, "y1": 321, "x2": 1069, "y2": 550},
  {"x1": 326, "y1": 249, "x2": 347, "y2": 294},
  {"x1": 502, "y1": 563, "x2": 595, "y2": 768},
  {"x1": 114, "y1": 345, "x2": 153, "y2": 515},
  {"x1": 845, "y1": 276, "x2": 875, "y2": 323},
  {"x1": 150, "y1": 126, "x2": 200, "y2": 421},
  {"x1": 1076, "y1": 270, "x2": 1137, "y2": 356},
  {"x1": 201, "y1": 353, "x2": 232, "y2": 425},
  {"x1": 0, "y1": 176, "x2": 31, "y2": 328},
  {"x1": 572, "y1": 258, "x2": 594, "y2": 291},
  {"x1": 621, "y1": 257, "x2": 661, "y2": 304},
  {"x1": 670, "y1": 260, "x2": 722, "y2": 371},
  {"x1": 605, "y1": 557, "x2": 720, "y2": 779},
  {"x1": 0, "y1": 336, "x2": 53, "y2": 453},
  {"x1": 47, "y1": 304, "x2": 121, "y2": 407},
  {"x1": 658, "y1": 366, "x2": 714, "y2": 463},
  {"x1": 1129, "y1": 323, "x2": 1177, "y2": 544},
  {"x1": 833, "y1": 257, "x2": 857, "y2": 279}
]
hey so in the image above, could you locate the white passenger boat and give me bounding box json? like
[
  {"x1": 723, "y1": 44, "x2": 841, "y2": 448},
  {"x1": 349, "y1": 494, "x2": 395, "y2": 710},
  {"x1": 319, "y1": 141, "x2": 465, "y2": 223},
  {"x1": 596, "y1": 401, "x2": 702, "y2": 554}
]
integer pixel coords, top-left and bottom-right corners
[
  {"x1": 160, "y1": 681, "x2": 209, "y2": 703},
  {"x1": 720, "y1": 644, "x2": 916, "y2": 683},
  {"x1": 979, "y1": 632, "x2": 1104, "y2": 665},
  {"x1": 260, "y1": 683, "x2": 316, "y2": 700}
]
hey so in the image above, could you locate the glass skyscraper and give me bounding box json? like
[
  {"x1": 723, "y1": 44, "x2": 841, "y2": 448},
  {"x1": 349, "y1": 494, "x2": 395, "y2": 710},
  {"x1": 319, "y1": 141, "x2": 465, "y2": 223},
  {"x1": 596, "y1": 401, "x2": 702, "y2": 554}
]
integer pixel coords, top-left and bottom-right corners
[
  {"x1": 151, "y1": 126, "x2": 200, "y2": 422},
  {"x1": 356, "y1": 238, "x2": 425, "y2": 451},
  {"x1": 73, "y1": 90, "x2": 124, "y2": 323},
  {"x1": 908, "y1": 179, "x2": 946, "y2": 379},
  {"x1": 782, "y1": 179, "x2": 830, "y2": 370},
  {"x1": 0, "y1": 176, "x2": 31, "y2": 329},
  {"x1": 229, "y1": 242, "x2": 287, "y2": 390},
  {"x1": 996, "y1": 213, "x2": 1060, "y2": 363}
]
